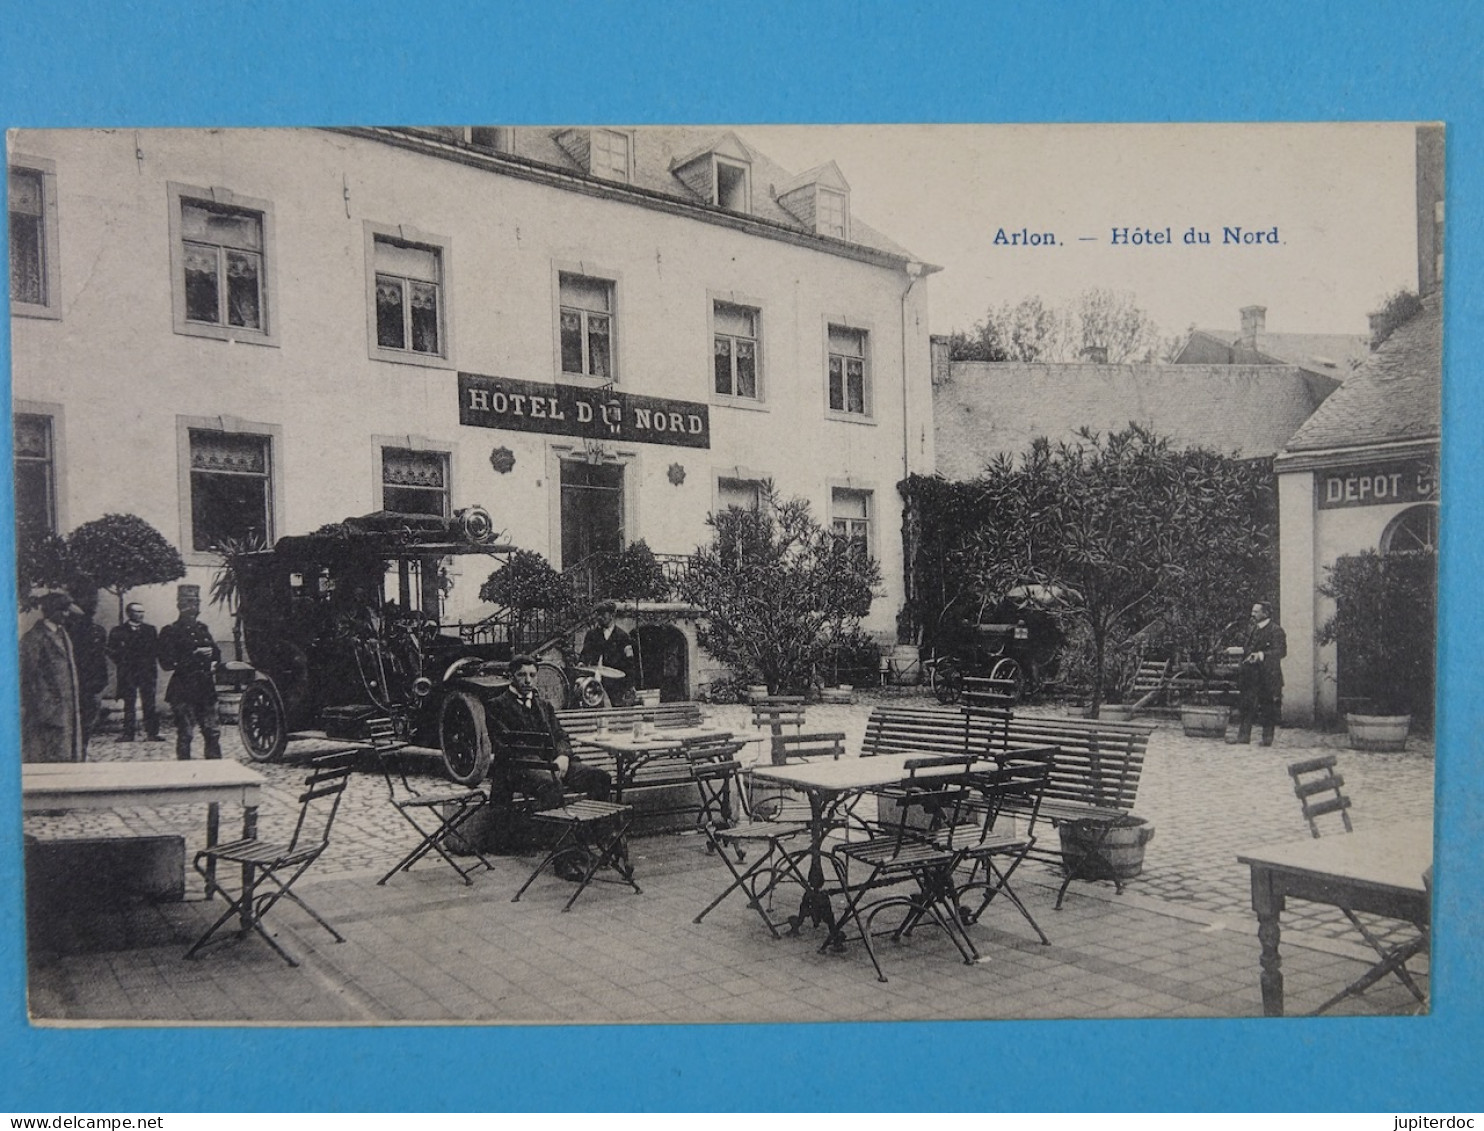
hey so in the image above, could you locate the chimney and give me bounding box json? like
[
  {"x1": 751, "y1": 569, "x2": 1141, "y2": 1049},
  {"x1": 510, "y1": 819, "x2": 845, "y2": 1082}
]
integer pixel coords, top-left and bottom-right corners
[
  {"x1": 1079, "y1": 345, "x2": 1108, "y2": 364},
  {"x1": 1239, "y1": 305, "x2": 1266, "y2": 345}
]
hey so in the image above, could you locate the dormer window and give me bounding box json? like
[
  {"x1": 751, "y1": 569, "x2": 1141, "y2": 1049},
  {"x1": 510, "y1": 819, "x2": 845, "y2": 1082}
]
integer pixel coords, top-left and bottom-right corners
[
  {"x1": 671, "y1": 133, "x2": 754, "y2": 215},
  {"x1": 775, "y1": 161, "x2": 852, "y2": 241},
  {"x1": 591, "y1": 129, "x2": 631, "y2": 181},
  {"x1": 553, "y1": 127, "x2": 634, "y2": 183},
  {"x1": 715, "y1": 158, "x2": 751, "y2": 212},
  {"x1": 817, "y1": 189, "x2": 847, "y2": 239}
]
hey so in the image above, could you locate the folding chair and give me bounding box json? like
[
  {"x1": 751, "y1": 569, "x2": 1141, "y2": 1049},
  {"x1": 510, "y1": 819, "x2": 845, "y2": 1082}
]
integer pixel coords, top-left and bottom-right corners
[
  {"x1": 751, "y1": 701, "x2": 807, "y2": 764},
  {"x1": 950, "y1": 760, "x2": 1052, "y2": 944},
  {"x1": 511, "y1": 798, "x2": 641, "y2": 912},
  {"x1": 1285, "y1": 755, "x2": 1427, "y2": 1012},
  {"x1": 691, "y1": 757, "x2": 813, "y2": 937},
  {"x1": 1288, "y1": 755, "x2": 1353, "y2": 836},
  {"x1": 827, "y1": 778, "x2": 977, "y2": 982},
  {"x1": 185, "y1": 750, "x2": 355, "y2": 967},
  {"x1": 374, "y1": 715, "x2": 494, "y2": 886}
]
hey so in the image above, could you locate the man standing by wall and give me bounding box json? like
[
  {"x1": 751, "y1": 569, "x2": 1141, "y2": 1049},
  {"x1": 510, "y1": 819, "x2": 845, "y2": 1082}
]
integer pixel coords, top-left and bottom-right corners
[
  {"x1": 20, "y1": 592, "x2": 84, "y2": 762},
  {"x1": 108, "y1": 601, "x2": 163, "y2": 742},
  {"x1": 1234, "y1": 601, "x2": 1287, "y2": 746},
  {"x1": 579, "y1": 600, "x2": 636, "y2": 706},
  {"x1": 157, "y1": 584, "x2": 222, "y2": 760}
]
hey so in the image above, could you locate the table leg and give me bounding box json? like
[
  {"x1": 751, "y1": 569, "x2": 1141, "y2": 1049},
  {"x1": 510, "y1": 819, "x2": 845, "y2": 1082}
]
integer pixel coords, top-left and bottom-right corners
[
  {"x1": 205, "y1": 801, "x2": 221, "y2": 897},
  {"x1": 240, "y1": 803, "x2": 259, "y2": 933},
  {"x1": 786, "y1": 790, "x2": 839, "y2": 943},
  {"x1": 1249, "y1": 863, "x2": 1285, "y2": 1017}
]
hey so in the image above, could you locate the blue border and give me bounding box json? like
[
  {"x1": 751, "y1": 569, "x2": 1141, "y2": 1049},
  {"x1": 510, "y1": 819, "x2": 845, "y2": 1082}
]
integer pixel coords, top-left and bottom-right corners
[{"x1": 2, "y1": 0, "x2": 1481, "y2": 1112}]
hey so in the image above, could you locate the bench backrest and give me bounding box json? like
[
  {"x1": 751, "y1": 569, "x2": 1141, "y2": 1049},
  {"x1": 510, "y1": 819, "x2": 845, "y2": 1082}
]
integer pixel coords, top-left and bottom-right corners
[
  {"x1": 861, "y1": 705, "x2": 1152, "y2": 812},
  {"x1": 557, "y1": 702, "x2": 703, "y2": 735}
]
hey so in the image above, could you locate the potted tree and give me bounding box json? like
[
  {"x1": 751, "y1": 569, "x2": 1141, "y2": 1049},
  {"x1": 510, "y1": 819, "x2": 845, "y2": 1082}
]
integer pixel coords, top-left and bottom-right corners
[
  {"x1": 479, "y1": 549, "x2": 575, "y2": 651},
  {"x1": 66, "y1": 513, "x2": 186, "y2": 624},
  {"x1": 1318, "y1": 549, "x2": 1436, "y2": 751}
]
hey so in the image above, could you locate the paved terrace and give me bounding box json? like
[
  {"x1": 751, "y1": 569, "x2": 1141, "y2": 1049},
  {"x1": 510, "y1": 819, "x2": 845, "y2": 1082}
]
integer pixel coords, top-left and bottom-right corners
[{"x1": 23, "y1": 690, "x2": 1434, "y2": 1024}]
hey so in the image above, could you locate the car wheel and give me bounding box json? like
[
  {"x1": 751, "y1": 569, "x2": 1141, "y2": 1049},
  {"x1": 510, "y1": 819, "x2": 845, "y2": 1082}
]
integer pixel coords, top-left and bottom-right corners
[
  {"x1": 440, "y1": 690, "x2": 493, "y2": 786},
  {"x1": 991, "y1": 657, "x2": 1025, "y2": 705},
  {"x1": 931, "y1": 660, "x2": 961, "y2": 705},
  {"x1": 238, "y1": 680, "x2": 288, "y2": 763}
]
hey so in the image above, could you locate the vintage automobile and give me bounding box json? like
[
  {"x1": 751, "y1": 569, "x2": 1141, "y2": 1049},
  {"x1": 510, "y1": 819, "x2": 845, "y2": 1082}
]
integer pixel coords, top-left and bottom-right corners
[
  {"x1": 226, "y1": 507, "x2": 519, "y2": 785},
  {"x1": 928, "y1": 586, "x2": 1069, "y2": 705}
]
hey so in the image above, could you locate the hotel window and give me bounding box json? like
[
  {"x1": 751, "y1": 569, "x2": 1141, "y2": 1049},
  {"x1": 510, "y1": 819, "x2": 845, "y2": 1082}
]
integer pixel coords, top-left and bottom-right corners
[
  {"x1": 188, "y1": 429, "x2": 273, "y2": 552},
  {"x1": 10, "y1": 164, "x2": 59, "y2": 317},
  {"x1": 14, "y1": 413, "x2": 57, "y2": 534},
  {"x1": 382, "y1": 447, "x2": 450, "y2": 517},
  {"x1": 827, "y1": 325, "x2": 869, "y2": 415},
  {"x1": 831, "y1": 488, "x2": 872, "y2": 554},
  {"x1": 375, "y1": 236, "x2": 443, "y2": 356},
  {"x1": 717, "y1": 476, "x2": 763, "y2": 513},
  {"x1": 559, "y1": 273, "x2": 615, "y2": 379},
  {"x1": 169, "y1": 183, "x2": 277, "y2": 344},
  {"x1": 817, "y1": 188, "x2": 848, "y2": 239},
  {"x1": 591, "y1": 129, "x2": 632, "y2": 181},
  {"x1": 713, "y1": 302, "x2": 760, "y2": 399},
  {"x1": 181, "y1": 200, "x2": 265, "y2": 330}
]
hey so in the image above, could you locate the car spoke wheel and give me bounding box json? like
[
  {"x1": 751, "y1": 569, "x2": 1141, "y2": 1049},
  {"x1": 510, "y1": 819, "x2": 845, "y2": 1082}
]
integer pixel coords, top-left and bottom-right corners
[
  {"x1": 931, "y1": 660, "x2": 962, "y2": 705},
  {"x1": 440, "y1": 690, "x2": 492, "y2": 786},
  {"x1": 238, "y1": 680, "x2": 288, "y2": 763},
  {"x1": 990, "y1": 657, "x2": 1025, "y2": 705}
]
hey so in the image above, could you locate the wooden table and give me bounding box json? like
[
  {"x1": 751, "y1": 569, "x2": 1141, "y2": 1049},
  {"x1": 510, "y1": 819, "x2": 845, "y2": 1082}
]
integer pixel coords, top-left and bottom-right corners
[
  {"x1": 579, "y1": 726, "x2": 757, "y2": 799},
  {"x1": 1237, "y1": 820, "x2": 1432, "y2": 1016},
  {"x1": 23, "y1": 760, "x2": 267, "y2": 906},
  {"x1": 750, "y1": 752, "x2": 979, "y2": 941}
]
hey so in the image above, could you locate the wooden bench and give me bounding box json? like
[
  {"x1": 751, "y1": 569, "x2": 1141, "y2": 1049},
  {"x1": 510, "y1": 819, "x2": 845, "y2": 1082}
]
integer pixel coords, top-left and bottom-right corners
[
  {"x1": 556, "y1": 702, "x2": 707, "y2": 828},
  {"x1": 859, "y1": 704, "x2": 1156, "y2": 906}
]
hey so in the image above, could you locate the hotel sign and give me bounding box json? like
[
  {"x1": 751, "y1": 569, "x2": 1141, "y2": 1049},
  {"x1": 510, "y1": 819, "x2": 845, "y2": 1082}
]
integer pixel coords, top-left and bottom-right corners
[
  {"x1": 458, "y1": 372, "x2": 710, "y2": 449},
  {"x1": 1317, "y1": 457, "x2": 1438, "y2": 510}
]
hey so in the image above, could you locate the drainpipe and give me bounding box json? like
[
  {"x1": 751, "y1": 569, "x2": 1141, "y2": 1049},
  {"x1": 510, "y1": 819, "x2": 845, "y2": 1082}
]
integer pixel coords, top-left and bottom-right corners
[{"x1": 900, "y1": 261, "x2": 924, "y2": 643}]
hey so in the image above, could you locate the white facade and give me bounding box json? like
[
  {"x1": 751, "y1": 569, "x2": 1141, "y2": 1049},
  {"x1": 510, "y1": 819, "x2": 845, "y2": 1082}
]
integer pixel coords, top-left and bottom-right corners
[{"x1": 9, "y1": 127, "x2": 935, "y2": 685}]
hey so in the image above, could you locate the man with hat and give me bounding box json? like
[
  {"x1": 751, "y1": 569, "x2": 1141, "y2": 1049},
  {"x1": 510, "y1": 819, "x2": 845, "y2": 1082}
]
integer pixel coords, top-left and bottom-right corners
[
  {"x1": 20, "y1": 592, "x2": 84, "y2": 762},
  {"x1": 157, "y1": 583, "x2": 222, "y2": 760},
  {"x1": 66, "y1": 585, "x2": 110, "y2": 751},
  {"x1": 108, "y1": 601, "x2": 163, "y2": 742},
  {"x1": 578, "y1": 599, "x2": 637, "y2": 706}
]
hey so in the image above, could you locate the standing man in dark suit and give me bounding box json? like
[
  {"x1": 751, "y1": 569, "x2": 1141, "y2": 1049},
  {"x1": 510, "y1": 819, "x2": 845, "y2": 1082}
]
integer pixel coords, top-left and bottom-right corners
[
  {"x1": 108, "y1": 601, "x2": 163, "y2": 742},
  {"x1": 578, "y1": 599, "x2": 636, "y2": 706},
  {"x1": 1235, "y1": 601, "x2": 1287, "y2": 746},
  {"x1": 66, "y1": 586, "x2": 110, "y2": 751},
  {"x1": 486, "y1": 655, "x2": 612, "y2": 811},
  {"x1": 20, "y1": 592, "x2": 84, "y2": 762},
  {"x1": 157, "y1": 584, "x2": 222, "y2": 760}
]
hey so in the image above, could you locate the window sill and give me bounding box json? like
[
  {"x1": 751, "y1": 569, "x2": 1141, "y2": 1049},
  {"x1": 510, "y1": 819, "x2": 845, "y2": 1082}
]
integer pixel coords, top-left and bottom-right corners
[
  {"x1": 10, "y1": 302, "x2": 62, "y2": 322},
  {"x1": 175, "y1": 321, "x2": 280, "y2": 348},
  {"x1": 825, "y1": 410, "x2": 877, "y2": 426},
  {"x1": 370, "y1": 347, "x2": 456, "y2": 371},
  {"x1": 710, "y1": 395, "x2": 769, "y2": 414},
  {"x1": 555, "y1": 372, "x2": 620, "y2": 390}
]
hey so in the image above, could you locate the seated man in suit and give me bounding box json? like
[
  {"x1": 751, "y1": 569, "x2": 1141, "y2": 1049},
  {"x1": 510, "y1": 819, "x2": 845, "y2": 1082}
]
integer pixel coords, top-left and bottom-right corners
[{"x1": 486, "y1": 654, "x2": 612, "y2": 812}]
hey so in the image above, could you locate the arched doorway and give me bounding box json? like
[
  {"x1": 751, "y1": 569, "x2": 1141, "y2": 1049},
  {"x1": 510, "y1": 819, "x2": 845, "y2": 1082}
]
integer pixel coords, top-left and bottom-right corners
[
  {"x1": 1381, "y1": 503, "x2": 1439, "y2": 554},
  {"x1": 634, "y1": 624, "x2": 688, "y2": 702}
]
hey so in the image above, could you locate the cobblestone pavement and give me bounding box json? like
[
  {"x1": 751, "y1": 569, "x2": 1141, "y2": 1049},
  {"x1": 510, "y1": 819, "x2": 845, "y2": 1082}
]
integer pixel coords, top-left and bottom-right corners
[{"x1": 24, "y1": 689, "x2": 1434, "y2": 1023}]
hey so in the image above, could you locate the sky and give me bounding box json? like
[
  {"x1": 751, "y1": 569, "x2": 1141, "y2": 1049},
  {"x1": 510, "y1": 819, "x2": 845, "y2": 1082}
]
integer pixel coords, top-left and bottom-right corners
[{"x1": 743, "y1": 122, "x2": 1421, "y2": 342}]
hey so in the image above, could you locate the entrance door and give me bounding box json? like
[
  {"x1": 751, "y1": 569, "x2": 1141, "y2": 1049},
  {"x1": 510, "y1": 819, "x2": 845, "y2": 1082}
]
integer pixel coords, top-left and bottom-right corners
[{"x1": 560, "y1": 460, "x2": 624, "y2": 568}]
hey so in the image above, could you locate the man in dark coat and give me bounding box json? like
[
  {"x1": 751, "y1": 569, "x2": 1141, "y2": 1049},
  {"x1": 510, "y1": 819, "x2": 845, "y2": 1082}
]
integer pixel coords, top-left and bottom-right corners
[
  {"x1": 156, "y1": 584, "x2": 222, "y2": 760},
  {"x1": 1235, "y1": 601, "x2": 1287, "y2": 746},
  {"x1": 485, "y1": 655, "x2": 612, "y2": 811},
  {"x1": 578, "y1": 600, "x2": 636, "y2": 706},
  {"x1": 20, "y1": 592, "x2": 84, "y2": 762},
  {"x1": 66, "y1": 586, "x2": 110, "y2": 750},
  {"x1": 108, "y1": 601, "x2": 163, "y2": 742}
]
